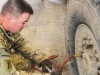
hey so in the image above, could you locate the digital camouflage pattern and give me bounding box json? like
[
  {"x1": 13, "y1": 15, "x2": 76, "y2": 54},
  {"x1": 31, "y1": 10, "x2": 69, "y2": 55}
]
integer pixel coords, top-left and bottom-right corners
[
  {"x1": 0, "y1": 24, "x2": 48, "y2": 71},
  {"x1": 11, "y1": 53, "x2": 34, "y2": 71},
  {"x1": 13, "y1": 70, "x2": 50, "y2": 75}
]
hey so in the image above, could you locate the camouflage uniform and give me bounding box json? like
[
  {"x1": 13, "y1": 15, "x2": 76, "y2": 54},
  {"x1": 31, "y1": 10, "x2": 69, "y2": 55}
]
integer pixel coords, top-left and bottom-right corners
[{"x1": 0, "y1": 24, "x2": 48, "y2": 73}]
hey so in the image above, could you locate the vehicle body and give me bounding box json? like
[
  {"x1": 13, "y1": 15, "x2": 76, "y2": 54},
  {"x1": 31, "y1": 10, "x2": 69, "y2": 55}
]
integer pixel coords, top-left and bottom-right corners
[{"x1": 49, "y1": 0, "x2": 100, "y2": 75}]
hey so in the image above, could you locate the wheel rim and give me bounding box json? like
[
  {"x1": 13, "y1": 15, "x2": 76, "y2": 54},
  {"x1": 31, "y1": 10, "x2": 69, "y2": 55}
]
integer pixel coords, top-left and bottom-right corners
[{"x1": 75, "y1": 24, "x2": 100, "y2": 75}]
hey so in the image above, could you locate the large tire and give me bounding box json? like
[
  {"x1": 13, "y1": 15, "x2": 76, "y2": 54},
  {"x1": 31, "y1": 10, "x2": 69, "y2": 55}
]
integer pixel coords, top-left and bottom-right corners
[{"x1": 65, "y1": 0, "x2": 100, "y2": 75}]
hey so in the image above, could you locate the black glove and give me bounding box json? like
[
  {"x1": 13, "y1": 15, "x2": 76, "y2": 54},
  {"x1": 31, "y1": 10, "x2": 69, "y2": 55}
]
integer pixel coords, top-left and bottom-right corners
[
  {"x1": 51, "y1": 71, "x2": 62, "y2": 75},
  {"x1": 39, "y1": 59, "x2": 52, "y2": 72}
]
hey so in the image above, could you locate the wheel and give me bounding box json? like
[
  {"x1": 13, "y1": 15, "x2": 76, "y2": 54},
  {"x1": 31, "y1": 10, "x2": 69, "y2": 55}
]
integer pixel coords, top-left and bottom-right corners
[{"x1": 65, "y1": 0, "x2": 100, "y2": 75}]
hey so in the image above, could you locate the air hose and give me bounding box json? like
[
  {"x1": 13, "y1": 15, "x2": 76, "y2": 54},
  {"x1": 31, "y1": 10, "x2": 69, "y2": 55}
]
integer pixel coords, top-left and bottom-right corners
[{"x1": 31, "y1": 54, "x2": 81, "y2": 73}]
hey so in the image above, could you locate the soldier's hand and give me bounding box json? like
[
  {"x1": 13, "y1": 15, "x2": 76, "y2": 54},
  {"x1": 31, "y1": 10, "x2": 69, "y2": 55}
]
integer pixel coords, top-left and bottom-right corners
[{"x1": 39, "y1": 59, "x2": 52, "y2": 72}]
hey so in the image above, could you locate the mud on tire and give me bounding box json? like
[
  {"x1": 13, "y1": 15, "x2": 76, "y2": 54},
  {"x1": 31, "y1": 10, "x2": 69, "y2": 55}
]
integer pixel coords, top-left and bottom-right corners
[{"x1": 65, "y1": 0, "x2": 100, "y2": 75}]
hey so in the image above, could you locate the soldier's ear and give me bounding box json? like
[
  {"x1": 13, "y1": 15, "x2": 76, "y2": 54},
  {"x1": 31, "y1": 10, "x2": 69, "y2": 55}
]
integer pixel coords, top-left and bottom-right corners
[{"x1": 6, "y1": 14, "x2": 12, "y2": 22}]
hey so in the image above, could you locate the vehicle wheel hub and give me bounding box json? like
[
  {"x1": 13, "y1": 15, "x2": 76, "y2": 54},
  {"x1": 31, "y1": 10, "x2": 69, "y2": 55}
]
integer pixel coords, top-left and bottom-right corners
[{"x1": 75, "y1": 24, "x2": 100, "y2": 75}]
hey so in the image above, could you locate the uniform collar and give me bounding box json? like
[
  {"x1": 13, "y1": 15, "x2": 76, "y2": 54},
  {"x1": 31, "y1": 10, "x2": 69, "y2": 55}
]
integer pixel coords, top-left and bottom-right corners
[{"x1": 0, "y1": 25, "x2": 14, "y2": 41}]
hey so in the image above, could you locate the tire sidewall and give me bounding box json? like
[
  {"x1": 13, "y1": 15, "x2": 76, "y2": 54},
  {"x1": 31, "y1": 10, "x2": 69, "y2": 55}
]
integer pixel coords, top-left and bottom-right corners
[{"x1": 65, "y1": 0, "x2": 100, "y2": 75}]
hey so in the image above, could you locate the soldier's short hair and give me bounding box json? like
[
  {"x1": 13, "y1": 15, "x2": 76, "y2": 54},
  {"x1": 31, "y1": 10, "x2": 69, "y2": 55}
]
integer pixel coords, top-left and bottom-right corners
[{"x1": 1, "y1": 0, "x2": 33, "y2": 17}]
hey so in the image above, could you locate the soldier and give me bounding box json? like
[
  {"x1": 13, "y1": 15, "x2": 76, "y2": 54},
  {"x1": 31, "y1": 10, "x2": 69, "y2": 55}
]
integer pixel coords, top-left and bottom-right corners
[{"x1": 0, "y1": 0, "x2": 52, "y2": 75}]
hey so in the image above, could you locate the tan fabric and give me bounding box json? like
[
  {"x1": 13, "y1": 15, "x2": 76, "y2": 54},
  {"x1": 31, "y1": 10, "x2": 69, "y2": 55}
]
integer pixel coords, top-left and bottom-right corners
[
  {"x1": 11, "y1": 53, "x2": 35, "y2": 71},
  {"x1": 13, "y1": 71, "x2": 50, "y2": 75},
  {"x1": 0, "y1": 25, "x2": 48, "y2": 66}
]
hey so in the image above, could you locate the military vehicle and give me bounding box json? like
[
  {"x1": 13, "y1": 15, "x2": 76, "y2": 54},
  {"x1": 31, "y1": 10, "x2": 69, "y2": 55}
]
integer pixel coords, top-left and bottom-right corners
[{"x1": 50, "y1": 0, "x2": 100, "y2": 75}]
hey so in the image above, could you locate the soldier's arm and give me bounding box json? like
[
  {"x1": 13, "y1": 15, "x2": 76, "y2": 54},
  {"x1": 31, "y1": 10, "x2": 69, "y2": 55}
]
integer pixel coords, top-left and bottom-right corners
[
  {"x1": 12, "y1": 33, "x2": 48, "y2": 65},
  {"x1": 0, "y1": 31, "x2": 6, "y2": 51}
]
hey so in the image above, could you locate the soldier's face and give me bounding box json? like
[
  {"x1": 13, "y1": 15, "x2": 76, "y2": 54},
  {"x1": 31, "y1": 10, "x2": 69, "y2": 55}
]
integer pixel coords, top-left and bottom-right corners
[{"x1": 8, "y1": 12, "x2": 30, "y2": 33}]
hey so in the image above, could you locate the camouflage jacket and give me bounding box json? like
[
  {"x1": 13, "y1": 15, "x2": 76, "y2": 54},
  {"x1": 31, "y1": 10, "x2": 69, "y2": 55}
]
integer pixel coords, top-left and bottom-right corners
[{"x1": 0, "y1": 25, "x2": 48, "y2": 65}]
